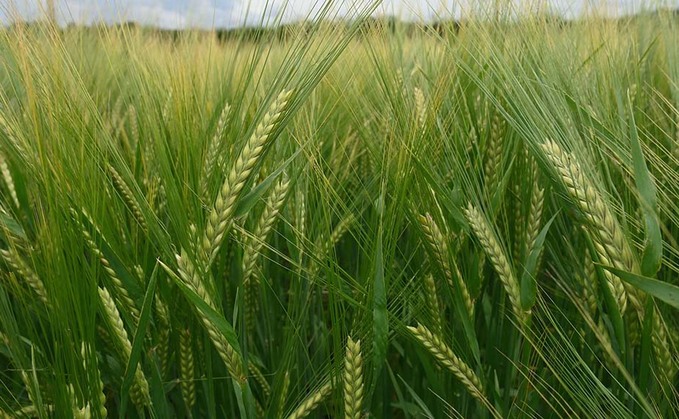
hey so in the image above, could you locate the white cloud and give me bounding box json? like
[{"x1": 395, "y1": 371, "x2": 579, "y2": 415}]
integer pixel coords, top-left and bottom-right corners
[{"x1": 2, "y1": 0, "x2": 678, "y2": 28}]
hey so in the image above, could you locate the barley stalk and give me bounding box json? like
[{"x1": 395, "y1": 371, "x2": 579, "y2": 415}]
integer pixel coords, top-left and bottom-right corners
[
  {"x1": 97, "y1": 286, "x2": 150, "y2": 408},
  {"x1": 203, "y1": 89, "x2": 292, "y2": 265},
  {"x1": 343, "y1": 337, "x2": 363, "y2": 419},
  {"x1": 408, "y1": 324, "x2": 487, "y2": 405},
  {"x1": 465, "y1": 204, "x2": 527, "y2": 324}
]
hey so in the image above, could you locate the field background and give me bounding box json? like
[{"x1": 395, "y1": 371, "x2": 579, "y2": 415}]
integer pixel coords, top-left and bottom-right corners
[{"x1": 0, "y1": 9, "x2": 678, "y2": 418}]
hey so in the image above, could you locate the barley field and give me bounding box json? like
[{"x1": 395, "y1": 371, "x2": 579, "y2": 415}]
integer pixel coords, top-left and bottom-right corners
[{"x1": 0, "y1": 9, "x2": 678, "y2": 418}]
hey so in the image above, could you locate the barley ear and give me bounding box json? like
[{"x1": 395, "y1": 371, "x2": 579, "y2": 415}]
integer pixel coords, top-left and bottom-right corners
[
  {"x1": 343, "y1": 337, "x2": 364, "y2": 419},
  {"x1": 203, "y1": 89, "x2": 292, "y2": 266},
  {"x1": 408, "y1": 324, "x2": 487, "y2": 406},
  {"x1": 286, "y1": 380, "x2": 333, "y2": 419}
]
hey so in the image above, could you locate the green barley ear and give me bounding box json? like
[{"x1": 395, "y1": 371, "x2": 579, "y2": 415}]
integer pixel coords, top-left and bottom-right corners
[
  {"x1": 1, "y1": 247, "x2": 49, "y2": 307},
  {"x1": 201, "y1": 103, "x2": 232, "y2": 202},
  {"x1": 243, "y1": 173, "x2": 290, "y2": 334},
  {"x1": 417, "y1": 212, "x2": 474, "y2": 318},
  {"x1": 173, "y1": 252, "x2": 245, "y2": 382},
  {"x1": 414, "y1": 87, "x2": 426, "y2": 130},
  {"x1": 97, "y1": 286, "x2": 150, "y2": 408},
  {"x1": 0, "y1": 153, "x2": 19, "y2": 209},
  {"x1": 203, "y1": 89, "x2": 293, "y2": 266},
  {"x1": 540, "y1": 140, "x2": 636, "y2": 314},
  {"x1": 287, "y1": 380, "x2": 333, "y2": 419},
  {"x1": 484, "y1": 113, "x2": 504, "y2": 192},
  {"x1": 343, "y1": 337, "x2": 364, "y2": 419},
  {"x1": 408, "y1": 324, "x2": 487, "y2": 406},
  {"x1": 107, "y1": 164, "x2": 148, "y2": 232},
  {"x1": 422, "y1": 274, "x2": 443, "y2": 336},
  {"x1": 179, "y1": 328, "x2": 195, "y2": 412},
  {"x1": 465, "y1": 204, "x2": 527, "y2": 324},
  {"x1": 80, "y1": 343, "x2": 107, "y2": 418}
]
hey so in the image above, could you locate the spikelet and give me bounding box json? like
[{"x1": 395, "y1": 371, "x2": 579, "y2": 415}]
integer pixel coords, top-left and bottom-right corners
[
  {"x1": 408, "y1": 324, "x2": 487, "y2": 405},
  {"x1": 203, "y1": 90, "x2": 292, "y2": 265},
  {"x1": 417, "y1": 213, "x2": 474, "y2": 318},
  {"x1": 540, "y1": 140, "x2": 634, "y2": 314},
  {"x1": 180, "y1": 328, "x2": 195, "y2": 412},
  {"x1": 201, "y1": 103, "x2": 232, "y2": 202},
  {"x1": 107, "y1": 164, "x2": 148, "y2": 232},
  {"x1": 243, "y1": 173, "x2": 290, "y2": 332},
  {"x1": 1, "y1": 247, "x2": 49, "y2": 306},
  {"x1": 286, "y1": 380, "x2": 333, "y2": 419},
  {"x1": 97, "y1": 286, "x2": 150, "y2": 408},
  {"x1": 465, "y1": 204, "x2": 527, "y2": 324},
  {"x1": 343, "y1": 337, "x2": 364, "y2": 419}
]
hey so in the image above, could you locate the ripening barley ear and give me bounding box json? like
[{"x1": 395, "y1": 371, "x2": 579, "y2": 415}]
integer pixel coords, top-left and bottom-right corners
[
  {"x1": 484, "y1": 113, "x2": 504, "y2": 192},
  {"x1": 172, "y1": 252, "x2": 246, "y2": 383},
  {"x1": 465, "y1": 203, "x2": 527, "y2": 325},
  {"x1": 201, "y1": 102, "x2": 232, "y2": 202},
  {"x1": 179, "y1": 328, "x2": 195, "y2": 413},
  {"x1": 107, "y1": 163, "x2": 148, "y2": 233},
  {"x1": 0, "y1": 247, "x2": 49, "y2": 307},
  {"x1": 287, "y1": 380, "x2": 333, "y2": 419},
  {"x1": 0, "y1": 153, "x2": 19, "y2": 209},
  {"x1": 539, "y1": 140, "x2": 636, "y2": 315},
  {"x1": 243, "y1": 173, "x2": 290, "y2": 335},
  {"x1": 97, "y1": 286, "x2": 150, "y2": 409},
  {"x1": 343, "y1": 337, "x2": 364, "y2": 419},
  {"x1": 416, "y1": 212, "x2": 474, "y2": 318},
  {"x1": 202, "y1": 89, "x2": 293, "y2": 266},
  {"x1": 407, "y1": 324, "x2": 488, "y2": 407}
]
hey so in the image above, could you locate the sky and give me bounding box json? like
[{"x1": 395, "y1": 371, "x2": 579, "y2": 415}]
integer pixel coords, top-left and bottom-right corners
[{"x1": 1, "y1": 0, "x2": 677, "y2": 29}]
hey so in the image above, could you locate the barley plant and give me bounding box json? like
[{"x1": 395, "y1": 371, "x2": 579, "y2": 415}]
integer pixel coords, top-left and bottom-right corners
[{"x1": 0, "y1": 3, "x2": 678, "y2": 418}]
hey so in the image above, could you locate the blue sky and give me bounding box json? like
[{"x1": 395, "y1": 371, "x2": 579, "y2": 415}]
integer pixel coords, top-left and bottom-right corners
[{"x1": 1, "y1": 1, "x2": 676, "y2": 29}]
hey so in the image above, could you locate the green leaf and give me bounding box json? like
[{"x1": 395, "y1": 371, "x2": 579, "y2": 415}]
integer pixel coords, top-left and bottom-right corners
[
  {"x1": 120, "y1": 262, "x2": 159, "y2": 417},
  {"x1": 520, "y1": 212, "x2": 559, "y2": 310},
  {"x1": 627, "y1": 99, "x2": 662, "y2": 276},
  {"x1": 601, "y1": 266, "x2": 679, "y2": 310}
]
